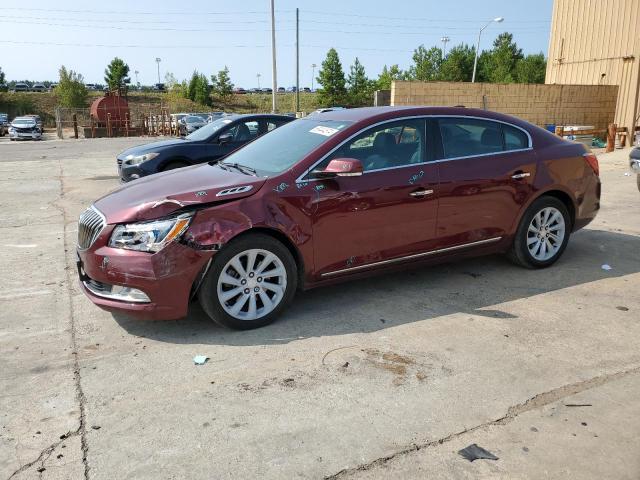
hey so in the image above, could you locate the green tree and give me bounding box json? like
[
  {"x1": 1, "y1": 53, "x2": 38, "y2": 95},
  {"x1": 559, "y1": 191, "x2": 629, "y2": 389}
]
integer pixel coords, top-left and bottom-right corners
[
  {"x1": 515, "y1": 53, "x2": 547, "y2": 83},
  {"x1": 104, "y1": 57, "x2": 130, "y2": 91},
  {"x1": 408, "y1": 45, "x2": 443, "y2": 81},
  {"x1": 439, "y1": 43, "x2": 476, "y2": 82},
  {"x1": 0, "y1": 66, "x2": 5, "y2": 85},
  {"x1": 211, "y1": 66, "x2": 234, "y2": 100},
  {"x1": 187, "y1": 71, "x2": 199, "y2": 100},
  {"x1": 482, "y1": 32, "x2": 523, "y2": 83},
  {"x1": 317, "y1": 48, "x2": 347, "y2": 106},
  {"x1": 55, "y1": 66, "x2": 88, "y2": 107},
  {"x1": 346, "y1": 57, "x2": 373, "y2": 106},
  {"x1": 194, "y1": 73, "x2": 211, "y2": 105},
  {"x1": 376, "y1": 64, "x2": 405, "y2": 90}
]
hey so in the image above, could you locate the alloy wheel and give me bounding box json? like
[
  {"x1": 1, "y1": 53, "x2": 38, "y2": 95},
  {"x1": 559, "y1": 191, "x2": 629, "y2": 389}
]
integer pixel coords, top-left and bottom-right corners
[
  {"x1": 526, "y1": 206, "x2": 566, "y2": 261},
  {"x1": 216, "y1": 249, "x2": 287, "y2": 321}
]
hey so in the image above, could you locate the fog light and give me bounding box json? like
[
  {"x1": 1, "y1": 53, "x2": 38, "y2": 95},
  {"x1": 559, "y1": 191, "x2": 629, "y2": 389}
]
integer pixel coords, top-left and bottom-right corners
[{"x1": 110, "y1": 285, "x2": 151, "y2": 302}]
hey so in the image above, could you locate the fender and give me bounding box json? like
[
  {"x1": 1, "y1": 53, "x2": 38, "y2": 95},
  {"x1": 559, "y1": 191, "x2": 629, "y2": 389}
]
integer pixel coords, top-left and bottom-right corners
[{"x1": 508, "y1": 183, "x2": 578, "y2": 235}]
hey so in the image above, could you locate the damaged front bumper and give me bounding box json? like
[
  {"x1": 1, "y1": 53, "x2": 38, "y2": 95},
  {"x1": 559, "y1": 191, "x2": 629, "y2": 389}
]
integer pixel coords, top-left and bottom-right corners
[{"x1": 77, "y1": 234, "x2": 215, "y2": 320}]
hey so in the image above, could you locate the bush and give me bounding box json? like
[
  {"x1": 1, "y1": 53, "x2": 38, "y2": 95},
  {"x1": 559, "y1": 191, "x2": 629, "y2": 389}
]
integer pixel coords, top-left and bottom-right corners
[{"x1": 56, "y1": 66, "x2": 88, "y2": 108}]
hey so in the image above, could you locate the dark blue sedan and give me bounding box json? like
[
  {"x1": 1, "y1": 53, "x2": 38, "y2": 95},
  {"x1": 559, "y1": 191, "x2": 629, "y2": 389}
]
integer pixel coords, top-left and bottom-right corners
[{"x1": 117, "y1": 114, "x2": 294, "y2": 182}]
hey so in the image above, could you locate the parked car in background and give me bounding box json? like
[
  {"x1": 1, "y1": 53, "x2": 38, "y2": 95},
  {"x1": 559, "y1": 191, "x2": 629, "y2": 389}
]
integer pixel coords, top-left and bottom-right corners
[
  {"x1": 233, "y1": 87, "x2": 247, "y2": 94},
  {"x1": 277, "y1": 87, "x2": 286, "y2": 93},
  {"x1": 80, "y1": 106, "x2": 600, "y2": 329},
  {"x1": 31, "y1": 84, "x2": 46, "y2": 92},
  {"x1": 261, "y1": 88, "x2": 273, "y2": 93},
  {"x1": 49, "y1": 83, "x2": 58, "y2": 91},
  {"x1": 180, "y1": 115, "x2": 208, "y2": 136},
  {"x1": 116, "y1": 113, "x2": 294, "y2": 182},
  {"x1": 630, "y1": 146, "x2": 640, "y2": 191},
  {"x1": 8, "y1": 116, "x2": 42, "y2": 140},
  {"x1": 302, "y1": 87, "x2": 312, "y2": 93},
  {"x1": 0, "y1": 113, "x2": 8, "y2": 136},
  {"x1": 12, "y1": 83, "x2": 29, "y2": 92}
]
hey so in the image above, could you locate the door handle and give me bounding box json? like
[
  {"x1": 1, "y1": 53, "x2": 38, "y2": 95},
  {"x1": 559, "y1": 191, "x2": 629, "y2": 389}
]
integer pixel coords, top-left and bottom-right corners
[
  {"x1": 410, "y1": 189, "x2": 434, "y2": 198},
  {"x1": 511, "y1": 171, "x2": 531, "y2": 179}
]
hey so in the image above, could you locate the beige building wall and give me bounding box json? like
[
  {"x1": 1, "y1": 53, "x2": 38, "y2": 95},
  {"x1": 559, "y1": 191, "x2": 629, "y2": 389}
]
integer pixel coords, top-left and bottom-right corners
[
  {"x1": 391, "y1": 81, "x2": 618, "y2": 131},
  {"x1": 546, "y1": 0, "x2": 640, "y2": 134}
]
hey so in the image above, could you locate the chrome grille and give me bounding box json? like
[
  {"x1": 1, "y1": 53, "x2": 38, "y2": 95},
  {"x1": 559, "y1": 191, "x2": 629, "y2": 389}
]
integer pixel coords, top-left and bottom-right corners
[{"x1": 78, "y1": 206, "x2": 106, "y2": 250}]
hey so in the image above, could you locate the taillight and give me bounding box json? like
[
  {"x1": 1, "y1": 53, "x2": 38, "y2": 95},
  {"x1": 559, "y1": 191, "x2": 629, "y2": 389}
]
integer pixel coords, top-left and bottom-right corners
[{"x1": 583, "y1": 153, "x2": 599, "y2": 176}]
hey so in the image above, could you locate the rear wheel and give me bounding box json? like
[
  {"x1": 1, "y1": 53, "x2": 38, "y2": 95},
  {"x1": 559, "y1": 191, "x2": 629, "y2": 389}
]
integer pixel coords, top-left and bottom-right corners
[
  {"x1": 198, "y1": 234, "x2": 297, "y2": 329},
  {"x1": 508, "y1": 196, "x2": 571, "y2": 268},
  {"x1": 162, "y1": 160, "x2": 189, "y2": 171}
]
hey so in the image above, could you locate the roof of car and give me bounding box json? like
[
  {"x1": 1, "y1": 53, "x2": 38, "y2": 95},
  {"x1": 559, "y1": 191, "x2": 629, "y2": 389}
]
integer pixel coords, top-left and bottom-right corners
[{"x1": 312, "y1": 106, "x2": 536, "y2": 130}]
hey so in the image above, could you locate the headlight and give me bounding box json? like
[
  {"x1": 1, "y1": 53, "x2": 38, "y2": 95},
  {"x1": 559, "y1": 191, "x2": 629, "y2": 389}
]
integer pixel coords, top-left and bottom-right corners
[
  {"x1": 124, "y1": 152, "x2": 159, "y2": 166},
  {"x1": 8, "y1": 128, "x2": 15, "y2": 133},
  {"x1": 108, "y1": 213, "x2": 192, "y2": 252}
]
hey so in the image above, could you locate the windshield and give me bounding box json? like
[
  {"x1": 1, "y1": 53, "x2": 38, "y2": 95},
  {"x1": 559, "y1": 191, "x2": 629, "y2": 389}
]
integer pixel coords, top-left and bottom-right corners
[
  {"x1": 186, "y1": 117, "x2": 233, "y2": 141},
  {"x1": 218, "y1": 119, "x2": 352, "y2": 177},
  {"x1": 12, "y1": 119, "x2": 35, "y2": 126}
]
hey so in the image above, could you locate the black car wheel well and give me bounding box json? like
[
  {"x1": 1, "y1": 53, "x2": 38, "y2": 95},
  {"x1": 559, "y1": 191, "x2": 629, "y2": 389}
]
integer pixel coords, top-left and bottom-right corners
[{"x1": 540, "y1": 190, "x2": 575, "y2": 228}]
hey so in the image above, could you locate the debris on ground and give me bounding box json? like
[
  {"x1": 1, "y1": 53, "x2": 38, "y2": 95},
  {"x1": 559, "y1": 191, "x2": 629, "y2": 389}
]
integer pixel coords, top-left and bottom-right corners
[
  {"x1": 91, "y1": 425, "x2": 101, "y2": 430},
  {"x1": 193, "y1": 355, "x2": 209, "y2": 365},
  {"x1": 601, "y1": 264, "x2": 612, "y2": 271},
  {"x1": 565, "y1": 403, "x2": 592, "y2": 407},
  {"x1": 616, "y1": 306, "x2": 629, "y2": 311},
  {"x1": 458, "y1": 444, "x2": 499, "y2": 462}
]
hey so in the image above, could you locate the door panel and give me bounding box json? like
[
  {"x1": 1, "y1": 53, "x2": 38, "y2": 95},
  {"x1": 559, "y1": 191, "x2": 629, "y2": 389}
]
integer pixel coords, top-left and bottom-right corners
[
  {"x1": 311, "y1": 165, "x2": 439, "y2": 276},
  {"x1": 435, "y1": 117, "x2": 536, "y2": 246}
]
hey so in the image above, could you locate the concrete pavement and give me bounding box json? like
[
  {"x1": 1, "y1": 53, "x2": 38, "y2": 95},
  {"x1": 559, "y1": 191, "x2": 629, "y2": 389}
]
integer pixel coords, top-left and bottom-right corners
[{"x1": 1, "y1": 138, "x2": 638, "y2": 479}]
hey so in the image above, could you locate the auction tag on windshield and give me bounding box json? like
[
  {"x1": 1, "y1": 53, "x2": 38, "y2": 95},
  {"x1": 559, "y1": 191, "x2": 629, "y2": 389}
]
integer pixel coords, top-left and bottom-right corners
[{"x1": 309, "y1": 126, "x2": 339, "y2": 137}]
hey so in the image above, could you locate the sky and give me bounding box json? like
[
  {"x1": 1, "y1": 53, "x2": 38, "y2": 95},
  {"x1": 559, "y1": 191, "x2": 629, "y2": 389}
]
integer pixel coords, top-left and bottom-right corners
[{"x1": 0, "y1": 0, "x2": 554, "y2": 87}]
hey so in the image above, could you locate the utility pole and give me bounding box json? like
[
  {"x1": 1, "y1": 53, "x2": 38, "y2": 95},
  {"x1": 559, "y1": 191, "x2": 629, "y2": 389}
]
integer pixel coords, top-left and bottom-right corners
[
  {"x1": 257, "y1": 73, "x2": 261, "y2": 89},
  {"x1": 295, "y1": 7, "x2": 300, "y2": 113},
  {"x1": 311, "y1": 63, "x2": 317, "y2": 91},
  {"x1": 155, "y1": 58, "x2": 161, "y2": 85},
  {"x1": 270, "y1": 0, "x2": 277, "y2": 112},
  {"x1": 440, "y1": 36, "x2": 450, "y2": 56},
  {"x1": 134, "y1": 70, "x2": 139, "y2": 87}
]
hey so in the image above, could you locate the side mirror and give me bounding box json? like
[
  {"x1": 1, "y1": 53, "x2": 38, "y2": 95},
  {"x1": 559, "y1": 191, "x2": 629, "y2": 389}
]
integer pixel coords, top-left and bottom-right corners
[
  {"x1": 218, "y1": 132, "x2": 233, "y2": 144},
  {"x1": 313, "y1": 158, "x2": 364, "y2": 178}
]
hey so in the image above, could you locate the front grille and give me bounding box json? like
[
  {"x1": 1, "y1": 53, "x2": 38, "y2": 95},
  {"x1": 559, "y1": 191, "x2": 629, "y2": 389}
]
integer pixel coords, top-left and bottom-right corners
[
  {"x1": 78, "y1": 206, "x2": 106, "y2": 250},
  {"x1": 117, "y1": 158, "x2": 123, "y2": 168},
  {"x1": 15, "y1": 127, "x2": 36, "y2": 133}
]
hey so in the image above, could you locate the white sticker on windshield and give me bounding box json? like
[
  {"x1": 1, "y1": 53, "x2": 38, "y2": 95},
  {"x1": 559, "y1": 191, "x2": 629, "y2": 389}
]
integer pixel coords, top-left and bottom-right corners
[{"x1": 309, "y1": 125, "x2": 339, "y2": 137}]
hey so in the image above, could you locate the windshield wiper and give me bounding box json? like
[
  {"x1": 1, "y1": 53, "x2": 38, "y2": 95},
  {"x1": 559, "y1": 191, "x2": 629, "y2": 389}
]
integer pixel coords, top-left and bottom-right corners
[{"x1": 220, "y1": 162, "x2": 257, "y2": 176}]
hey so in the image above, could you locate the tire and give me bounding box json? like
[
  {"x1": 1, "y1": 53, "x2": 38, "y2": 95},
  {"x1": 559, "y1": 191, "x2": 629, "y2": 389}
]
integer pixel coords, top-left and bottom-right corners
[
  {"x1": 508, "y1": 196, "x2": 571, "y2": 269},
  {"x1": 162, "y1": 160, "x2": 189, "y2": 171},
  {"x1": 637, "y1": 174, "x2": 640, "y2": 192},
  {"x1": 198, "y1": 234, "x2": 298, "y2": 330}
]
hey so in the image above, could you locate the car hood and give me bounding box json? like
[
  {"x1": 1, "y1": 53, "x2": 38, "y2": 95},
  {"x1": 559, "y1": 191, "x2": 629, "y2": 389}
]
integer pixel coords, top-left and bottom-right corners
[
  {"x1": 94, "y1": 164, "x2": 266, "y2": 224},
  {"x1": 118, "y1": 138, "x2": 191, "y2": 157}
]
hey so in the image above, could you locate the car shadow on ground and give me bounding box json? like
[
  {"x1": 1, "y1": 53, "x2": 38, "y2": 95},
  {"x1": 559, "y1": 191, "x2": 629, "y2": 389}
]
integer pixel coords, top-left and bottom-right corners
[{"x1": 112, "y1": 228, "x2": 639, "y2": 346}]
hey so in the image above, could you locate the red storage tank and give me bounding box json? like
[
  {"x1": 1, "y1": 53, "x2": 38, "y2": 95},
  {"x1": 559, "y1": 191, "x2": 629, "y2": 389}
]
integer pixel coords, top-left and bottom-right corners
[{"x1": 90, "y1": 94, "x2": 129, "y2": 127}]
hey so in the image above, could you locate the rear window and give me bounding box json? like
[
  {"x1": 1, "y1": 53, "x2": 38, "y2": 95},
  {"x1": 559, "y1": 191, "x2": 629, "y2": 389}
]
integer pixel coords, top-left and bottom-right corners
[
  {"x1": 438, "y1": 118, "x2": 529, "y2": 159},
  {"x1": 504, "y1": 125, "x2": 529, "y2": 150}
]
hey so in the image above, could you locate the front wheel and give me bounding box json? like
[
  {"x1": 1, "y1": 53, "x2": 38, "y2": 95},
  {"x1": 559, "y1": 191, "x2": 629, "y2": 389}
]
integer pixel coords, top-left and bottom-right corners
[
  {"x1": 198, "y1": 234, "x2": 297, "y2": 329},
  {"x1": 508, "y1": 196, "x2": 571, "y2": 268}
]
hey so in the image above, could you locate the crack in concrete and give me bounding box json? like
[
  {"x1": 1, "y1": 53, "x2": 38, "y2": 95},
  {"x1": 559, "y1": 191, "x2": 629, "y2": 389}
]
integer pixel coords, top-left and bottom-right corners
[
  {"x1": 53, "y1": 159, "x2": 90, "y2": 480},
  {"x1": 324, "y1": 364, "x2": 640, "y2": 479},
  {"x1": 6, "y1": 430, "x2": 79, "y2": 480}
]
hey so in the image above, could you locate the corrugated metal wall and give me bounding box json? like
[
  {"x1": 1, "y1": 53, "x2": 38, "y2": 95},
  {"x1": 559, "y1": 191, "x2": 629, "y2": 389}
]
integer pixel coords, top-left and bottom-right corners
[{"x1": 546, "y1": 0, "x2": 640, "y2": 135}]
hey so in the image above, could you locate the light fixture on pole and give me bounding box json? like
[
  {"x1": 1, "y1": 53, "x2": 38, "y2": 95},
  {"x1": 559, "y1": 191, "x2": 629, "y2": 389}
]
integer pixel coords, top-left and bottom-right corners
[
  {"x1": 311, "y1": 63, "x2": 317, "y2": 91},
  {"x1": 134, "y1": 70, "x2": 139, "y2": 86},
  {"x1": 472, "y1": 17, "x2": 503, "y2": 83},
  {"x1": 155, "y1": 58, "x2": 161, "y2": 85},
  {"x1": 441, "y1": 36, "x2": 450, "y2": 56}
]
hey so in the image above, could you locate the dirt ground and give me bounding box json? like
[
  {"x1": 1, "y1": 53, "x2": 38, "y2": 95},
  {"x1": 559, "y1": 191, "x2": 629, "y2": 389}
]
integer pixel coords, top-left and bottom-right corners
[{"x1": 1, "y1": 137, "x2": 638, "y2": 479}]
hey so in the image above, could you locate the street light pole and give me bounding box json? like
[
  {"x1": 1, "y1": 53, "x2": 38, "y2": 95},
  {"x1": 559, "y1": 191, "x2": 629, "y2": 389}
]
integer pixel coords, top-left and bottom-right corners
[
  {"x1": 155, "y1": 58, "x2": 161, "y2": 85},
  {"x1": 311, "y1": 63, "x2": 317, "y2": 91},
  {"x1": 472, "y1": 17, "x2": 503, "y2": 83},
  {"x1": 270, "y1": 0, "x2": 277, "y2": 112},
  {"x1": 441, "y1": 36, "x2": 450, "y2": 56},
  {"x1": 257, "y1": 73, "x2": 261, "y2": 89}
]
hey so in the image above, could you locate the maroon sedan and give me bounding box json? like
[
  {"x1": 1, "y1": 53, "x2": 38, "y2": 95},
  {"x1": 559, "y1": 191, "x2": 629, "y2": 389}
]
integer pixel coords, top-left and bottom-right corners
[{"x1": 77, "y1": 107, "x2": 600, "y2": 329}]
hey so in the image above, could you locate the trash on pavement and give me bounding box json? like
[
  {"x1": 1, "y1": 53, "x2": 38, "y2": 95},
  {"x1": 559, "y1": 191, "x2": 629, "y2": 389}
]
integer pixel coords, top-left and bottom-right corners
[
  {"x1": 458, "y1": 444, "x2": 499, "y2": 462},
  {"x1": 193, "y1": 355, "x2": 209, "y2": 365},
  {"x1": 601, "y1": 264, "x2": 612, "y2": 271}
]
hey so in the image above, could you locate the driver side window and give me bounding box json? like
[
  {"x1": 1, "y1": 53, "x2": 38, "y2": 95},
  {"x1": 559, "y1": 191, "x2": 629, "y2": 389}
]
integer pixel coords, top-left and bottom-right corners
[
  {"x1": 317, "y1": 119, "x2": 426, "y2": 172},
  {"x1": 227, "y1": 121, "x2": 259, "y2": 142}
]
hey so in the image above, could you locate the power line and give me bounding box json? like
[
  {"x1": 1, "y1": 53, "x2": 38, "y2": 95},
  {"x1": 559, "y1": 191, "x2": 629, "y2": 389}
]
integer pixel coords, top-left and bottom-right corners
[
  {"x1": 0, "y1": 39, "x2": 274, "y2": 49},
  {"x1": 0, "y1": 7, "x2": 270, "y2": 16}
]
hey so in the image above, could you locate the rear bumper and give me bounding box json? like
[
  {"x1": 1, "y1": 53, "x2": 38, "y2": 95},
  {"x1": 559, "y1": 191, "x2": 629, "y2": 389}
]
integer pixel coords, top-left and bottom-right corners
[
  {"x1": 77, "y1": 238, "x2": 215, "y2": 320},
  {"x1": 573, "y1": 174, "x2": 601, "y2": 231}
]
